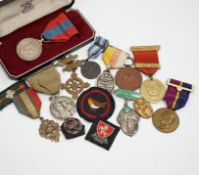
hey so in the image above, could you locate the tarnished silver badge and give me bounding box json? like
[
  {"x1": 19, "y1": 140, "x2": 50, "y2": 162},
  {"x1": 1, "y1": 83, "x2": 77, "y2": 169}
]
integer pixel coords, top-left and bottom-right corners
[
  {"x1": 117, "y1": 104, "x2": 139, "y2": 137},
  {"x1": 97, "y1": 70, "x2": 114, "y2": 93},
  {"x1": 16, "y1": 38, "x2": 42, "y2": 61},
  {"x1": 50, "y1": 96, "x2": 76, "y2": 119}
]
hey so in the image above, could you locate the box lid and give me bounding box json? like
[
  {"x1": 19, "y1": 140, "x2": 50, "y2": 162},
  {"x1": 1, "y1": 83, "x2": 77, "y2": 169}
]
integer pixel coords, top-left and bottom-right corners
[{"x1": 0, "y1": 0, "x2": 74, "y2": 38}]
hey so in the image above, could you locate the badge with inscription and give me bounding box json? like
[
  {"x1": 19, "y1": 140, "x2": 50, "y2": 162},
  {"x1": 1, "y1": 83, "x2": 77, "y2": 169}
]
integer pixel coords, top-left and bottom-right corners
[
  {"x1": 61, "y1": 118, "x2": 85, "y2": 139},
  {"x1": 77, "y1": 87, "x2": 115, "y2": 122},
  {"x1": 50, "y1": 96, "x2": 76, "y2": 119},
  {"x1": 140, "y1": 78, "x2": 166, "y2": 103},
  {"x1": 97, "y1": 70, "x2": 114, "y2": 93},
  {"x1": 115, "y1": 67, "x2": 142, "y2": 91},
  {"x1": 152, "y1": 108, "x2": 180, "y2": 133},
  {"x1": 117, "y1": 104, "x2": 140, "y2": 137},
  {"x1": 85, "y1": 120, "x2": 120, "y2": 150}
]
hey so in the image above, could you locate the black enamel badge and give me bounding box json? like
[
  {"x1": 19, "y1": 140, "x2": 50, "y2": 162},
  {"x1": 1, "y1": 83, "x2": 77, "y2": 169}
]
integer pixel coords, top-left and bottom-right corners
[
  {"x1": 85, "y1": 119, "x2": 120, "y2": 150},
  {"x1": 76, "y1": 87, "x2": 115, "y2": 122}
]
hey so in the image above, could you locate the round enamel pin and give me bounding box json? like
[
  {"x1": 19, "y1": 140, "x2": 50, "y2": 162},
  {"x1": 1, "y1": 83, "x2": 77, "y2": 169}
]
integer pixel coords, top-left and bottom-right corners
[{"x1": 76, "y1": 87, "x2": 115, "y2": 122}]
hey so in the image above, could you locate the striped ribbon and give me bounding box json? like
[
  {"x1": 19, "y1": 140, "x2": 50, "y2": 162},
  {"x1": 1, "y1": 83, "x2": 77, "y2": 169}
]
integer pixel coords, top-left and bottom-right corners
[
  {"x1": 0, "y1": 80, "x2": 29, "y2": 110},
  {"x1": 88, "y1": 36, "x2": 109, "y2": 59},
  {"x1": 13, "y1": 88, "x2": 41, "y2": 119},
  {"x1": 131, "y1": 46, "x2": 160, "y2": 76},
  {"x1": 103, "y1": 46, "x2": 129, "y2": 68},
  {"x1": 164, "y1": 79, "x2": 193, "y2": 110},
  {"x1": 42, "y1": 13, "x2": 79, "y2": 42}
]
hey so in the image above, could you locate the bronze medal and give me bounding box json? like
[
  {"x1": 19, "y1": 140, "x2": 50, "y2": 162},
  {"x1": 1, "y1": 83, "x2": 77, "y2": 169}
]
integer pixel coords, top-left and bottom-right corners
[
  {"x1": 115, "y1": 67, "x2": 142, "y2": 91},
  {"x1": 81, "y1": 61, "x2": 101, "y2": 79},
  {"x1": 141, "y1": 78, "x2": 166, "y2": 103},
  {"x1": 152, "y1": 108, "x2": 179, "y2": 133}
]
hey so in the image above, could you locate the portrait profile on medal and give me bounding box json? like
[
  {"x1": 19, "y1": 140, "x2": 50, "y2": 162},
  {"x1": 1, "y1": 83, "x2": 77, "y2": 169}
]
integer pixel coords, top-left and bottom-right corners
[{"x1": 50, "y1": 96, "x2": 76, "y2": 119}]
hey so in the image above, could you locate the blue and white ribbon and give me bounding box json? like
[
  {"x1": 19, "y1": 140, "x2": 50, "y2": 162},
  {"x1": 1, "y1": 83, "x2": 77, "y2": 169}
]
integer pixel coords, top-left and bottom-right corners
[{"x1": 88, "y1": 36, "x2": 109, "y2": 59}]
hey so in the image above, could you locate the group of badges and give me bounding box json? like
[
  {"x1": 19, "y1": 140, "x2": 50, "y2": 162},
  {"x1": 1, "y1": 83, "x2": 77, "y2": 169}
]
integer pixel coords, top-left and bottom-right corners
[{"x1": 0, "y1": 35, "x2": 194, "y2": 151}]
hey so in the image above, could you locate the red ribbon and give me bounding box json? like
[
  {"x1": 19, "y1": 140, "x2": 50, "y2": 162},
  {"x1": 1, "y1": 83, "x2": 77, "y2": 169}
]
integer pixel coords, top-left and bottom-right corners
[{"x1": 131, "y1": 46, "x2": 160, "y2": 76}]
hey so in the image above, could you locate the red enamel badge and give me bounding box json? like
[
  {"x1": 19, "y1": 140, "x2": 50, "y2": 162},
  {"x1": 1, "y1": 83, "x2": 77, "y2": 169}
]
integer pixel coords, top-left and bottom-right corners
[{"x1": 97, "y1": 121, "x2": 115, "y2": 138}]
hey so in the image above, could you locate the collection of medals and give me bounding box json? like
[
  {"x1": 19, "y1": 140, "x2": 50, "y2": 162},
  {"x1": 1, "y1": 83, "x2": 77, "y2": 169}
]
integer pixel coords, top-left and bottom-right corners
[{"x1": 0, "y1": 36, "x2": 194, "y2": 151}]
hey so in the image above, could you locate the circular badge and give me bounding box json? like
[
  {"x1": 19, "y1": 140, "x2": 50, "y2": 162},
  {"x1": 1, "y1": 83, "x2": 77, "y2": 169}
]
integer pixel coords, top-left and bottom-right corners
[
  {"x1": 81, "y1": 61, "x2": 101, "y2": 79},
  {"x1": 61, "y1": 117, "x2": 85, "y2": 139},
  {"x1": 115, "y1": 67, "x2": 142, "y2": 91},
  {"x1": 152, "y1": 108, "x2": 179, "y2": 133},
  {"x1": 140, "y1": 78, "x2": 166, "y2": 103},
  {"x1": 16, "y1": 38, "x2": 42, "y2": 61},
  {"x1": 50, "y1": 96, "x2": 76, "y2": 119},
  {"x1": 133, "y1": 98, "x2": 154, "y2": 119},
  {"x1": 77, "y1": 87, "x2": 115, "y2": 122},
  {"x1": 97, "y1": 70, "x2": 114, "y2": 93}
]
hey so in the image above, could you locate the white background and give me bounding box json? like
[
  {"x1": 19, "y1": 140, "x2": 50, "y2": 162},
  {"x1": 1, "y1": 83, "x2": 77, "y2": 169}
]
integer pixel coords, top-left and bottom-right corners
[{"x1": 0, "y1": 0, "x2": 199, "y2": 175}]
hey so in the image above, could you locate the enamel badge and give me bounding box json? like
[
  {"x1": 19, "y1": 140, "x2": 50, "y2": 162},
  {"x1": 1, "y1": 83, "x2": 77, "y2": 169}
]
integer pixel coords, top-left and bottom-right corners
[
  {"x1": 76, "y1": 87, "x2": 115, "y2": 122},
  {"x1": 85, "y1": 120, "x2": 120, "y2": 150}
]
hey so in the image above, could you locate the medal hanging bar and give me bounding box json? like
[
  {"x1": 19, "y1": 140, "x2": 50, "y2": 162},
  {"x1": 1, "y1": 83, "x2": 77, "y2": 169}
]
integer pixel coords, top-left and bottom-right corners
[
  {"x1": 131, "y1": 45, "x2": 161, "y2": 77},
  {"x1": 131, "y1": 45, "x2": 166, "y2": 104},
  {"x1": 164, "y1": 78, "x2": 194, "y2": 110}
]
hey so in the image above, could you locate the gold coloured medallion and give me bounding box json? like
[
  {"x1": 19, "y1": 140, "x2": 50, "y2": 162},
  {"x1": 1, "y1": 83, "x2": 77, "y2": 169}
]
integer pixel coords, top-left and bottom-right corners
[
  {"x1": 152, "y1": 108, "x2": 179, "y2": 133},
  {"x1": 141, "y1": 78, "x2": 166, "y2": 103},
  {"x1": 133, "y1": 98, "x2": 153, "y2": 118}
]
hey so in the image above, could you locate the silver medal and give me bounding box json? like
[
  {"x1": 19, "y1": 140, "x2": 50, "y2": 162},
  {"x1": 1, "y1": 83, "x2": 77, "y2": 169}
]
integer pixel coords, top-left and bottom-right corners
[
  {"x1": 97, "y1": 70, "x2": 114, "y2": 93},
  {"x1": 50, "y1": 96, "x2": 76, "y2": 119},
  {"x1": 16, "y1": 38, "x2": 42, "y2": 61},
  {"x1": 117, "y1": 104, "x2": 139, "y2": 137}
]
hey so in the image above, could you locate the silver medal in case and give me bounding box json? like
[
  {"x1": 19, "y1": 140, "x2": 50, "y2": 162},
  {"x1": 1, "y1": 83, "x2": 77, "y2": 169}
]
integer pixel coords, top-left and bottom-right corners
[{"x1": 16, "y1": 38, "x2": 42, "y2": 61}]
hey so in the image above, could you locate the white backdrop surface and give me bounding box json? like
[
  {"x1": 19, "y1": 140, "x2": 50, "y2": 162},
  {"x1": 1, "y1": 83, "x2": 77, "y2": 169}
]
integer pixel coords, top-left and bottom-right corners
[{"x1": 0, "y1": 0, "x2": 199, "y2": 175}]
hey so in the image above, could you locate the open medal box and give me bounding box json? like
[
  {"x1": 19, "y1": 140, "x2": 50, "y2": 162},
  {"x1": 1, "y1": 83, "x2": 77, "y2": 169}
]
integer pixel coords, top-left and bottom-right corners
[{"x1": 0, "y1": 0, "x2": 95, "y2": 79}]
